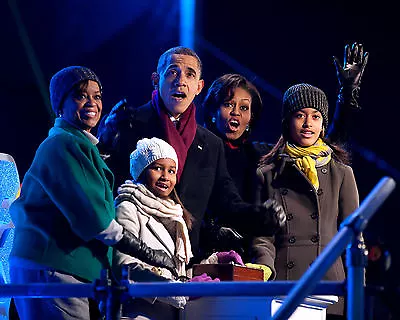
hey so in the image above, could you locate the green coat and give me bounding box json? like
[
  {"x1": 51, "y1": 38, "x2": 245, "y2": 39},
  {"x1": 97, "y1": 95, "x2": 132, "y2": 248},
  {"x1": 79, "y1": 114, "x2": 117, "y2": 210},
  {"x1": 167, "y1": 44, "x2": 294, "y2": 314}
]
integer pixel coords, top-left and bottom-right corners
[{"x1": 10, "y1": 118, "x2": 115, "y2": 282}]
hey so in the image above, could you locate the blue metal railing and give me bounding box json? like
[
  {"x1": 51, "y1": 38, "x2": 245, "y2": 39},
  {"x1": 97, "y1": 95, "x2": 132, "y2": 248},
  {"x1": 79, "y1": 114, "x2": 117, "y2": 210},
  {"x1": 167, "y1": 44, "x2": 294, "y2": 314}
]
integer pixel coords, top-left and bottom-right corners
[{"x1": 0, "y1": 176, "x2": 395, "y2": 320}]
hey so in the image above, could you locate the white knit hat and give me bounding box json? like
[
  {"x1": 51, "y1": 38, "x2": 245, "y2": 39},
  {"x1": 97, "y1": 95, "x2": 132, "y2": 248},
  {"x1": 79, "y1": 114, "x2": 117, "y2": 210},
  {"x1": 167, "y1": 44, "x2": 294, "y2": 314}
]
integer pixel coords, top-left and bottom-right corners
[{"x1": 130, "y1": 138, "x2": 178, "y2": 181}]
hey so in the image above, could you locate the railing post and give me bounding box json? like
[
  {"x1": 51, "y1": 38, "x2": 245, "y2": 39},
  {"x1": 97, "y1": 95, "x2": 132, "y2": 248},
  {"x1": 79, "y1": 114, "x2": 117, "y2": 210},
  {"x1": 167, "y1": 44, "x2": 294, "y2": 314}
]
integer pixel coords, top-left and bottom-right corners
[
  {"x1": 95, "y1": 269, "x2": 124, "y2": 320},
  {"x1": 346, "y1": 233, "x2": 368, "y2": 320}
]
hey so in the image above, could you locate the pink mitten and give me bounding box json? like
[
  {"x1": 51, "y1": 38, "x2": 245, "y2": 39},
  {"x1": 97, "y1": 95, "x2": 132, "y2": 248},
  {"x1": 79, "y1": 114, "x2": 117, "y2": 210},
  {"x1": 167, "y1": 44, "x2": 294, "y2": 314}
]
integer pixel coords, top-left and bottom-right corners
[{"x1": 216, "y1": 250, "x2": 244, "y2": 265}]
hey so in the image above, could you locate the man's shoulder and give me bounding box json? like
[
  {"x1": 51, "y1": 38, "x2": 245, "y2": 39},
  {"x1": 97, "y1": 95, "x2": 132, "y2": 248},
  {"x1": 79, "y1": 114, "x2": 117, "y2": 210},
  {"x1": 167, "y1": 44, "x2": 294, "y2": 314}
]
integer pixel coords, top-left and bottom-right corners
[
  {"x1": 134, "y1": 101, "x2": 153, "y2": 111},
  {"x1": 195, "y1": 125, "x2": 224, "y2": 146},
  {"x1": 127, "y1": 101, "x2": 155, "y2": 120},
  {"x1": 196, "y1": 125, "x2": 221, "y2": 140}
]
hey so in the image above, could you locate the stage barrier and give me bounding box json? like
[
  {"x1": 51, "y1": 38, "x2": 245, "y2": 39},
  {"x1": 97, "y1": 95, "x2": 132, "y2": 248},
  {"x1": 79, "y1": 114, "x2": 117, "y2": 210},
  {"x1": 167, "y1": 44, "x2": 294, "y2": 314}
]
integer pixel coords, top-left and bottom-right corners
[{"x1": 0, "y1": 176, "x2": 394, "y2": 320}]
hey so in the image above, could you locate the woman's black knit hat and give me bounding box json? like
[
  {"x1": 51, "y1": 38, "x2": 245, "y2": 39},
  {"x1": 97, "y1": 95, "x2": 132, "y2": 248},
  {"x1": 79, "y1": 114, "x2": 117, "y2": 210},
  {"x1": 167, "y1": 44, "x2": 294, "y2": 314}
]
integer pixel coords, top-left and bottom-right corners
[
  {"x1": 49, "y1": 66, "x2": 102, "y2": 116},
  {"x1": 282, "y1": 83, "x2": 328, "y2": 128}
]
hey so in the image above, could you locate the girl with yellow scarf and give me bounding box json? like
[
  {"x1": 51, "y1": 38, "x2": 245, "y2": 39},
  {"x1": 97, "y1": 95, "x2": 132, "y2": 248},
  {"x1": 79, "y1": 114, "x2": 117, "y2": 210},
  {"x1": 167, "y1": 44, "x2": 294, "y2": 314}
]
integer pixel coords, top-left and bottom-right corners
[{"x1": 253, "y1": 83, "x2": 359, "y2": 319}]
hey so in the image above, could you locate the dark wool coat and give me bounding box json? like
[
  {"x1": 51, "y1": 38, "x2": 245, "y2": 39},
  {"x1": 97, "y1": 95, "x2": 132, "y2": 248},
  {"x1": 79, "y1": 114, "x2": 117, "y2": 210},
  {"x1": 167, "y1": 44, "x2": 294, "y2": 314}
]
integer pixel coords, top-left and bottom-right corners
[
  {"x1": 97, "y1": 102, "x2": 253, "y2": 259},
  {"x1": 199, "y1": 139, "x2": 273, "y2": 258},
  {"x1": 252, "y1": 156, "x2": 359, "y2": 315},
  {"x1": 223, "y1": 140, "x2": 271, "y2": 203}
]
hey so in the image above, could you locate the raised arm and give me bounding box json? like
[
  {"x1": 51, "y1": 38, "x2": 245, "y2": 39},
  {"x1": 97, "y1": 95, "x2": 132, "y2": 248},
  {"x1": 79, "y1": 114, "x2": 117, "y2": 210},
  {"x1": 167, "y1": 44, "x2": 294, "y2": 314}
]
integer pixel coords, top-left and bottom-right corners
[{"x1": 326, "y1": 42, "x2": 369, "y2": 144}]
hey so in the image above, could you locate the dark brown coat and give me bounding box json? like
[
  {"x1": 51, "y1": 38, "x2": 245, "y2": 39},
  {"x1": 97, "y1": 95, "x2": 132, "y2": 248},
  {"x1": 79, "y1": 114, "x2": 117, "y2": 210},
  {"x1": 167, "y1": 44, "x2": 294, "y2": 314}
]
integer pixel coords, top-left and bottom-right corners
[{"x1": 252, "y1": 157, "x2": 359, "y2": 315}]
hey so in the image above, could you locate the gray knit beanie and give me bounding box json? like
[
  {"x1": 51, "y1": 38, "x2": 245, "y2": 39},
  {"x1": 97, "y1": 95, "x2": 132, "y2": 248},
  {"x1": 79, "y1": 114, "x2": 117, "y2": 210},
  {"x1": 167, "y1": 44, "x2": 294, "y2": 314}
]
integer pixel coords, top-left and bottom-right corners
[
  {"x1": 130, "y1": 138, "x2": 179, "y2": 182},
  {"x1": 49, "y1": 66, "x2": 102, "y2": 115},
  {"x1": 282, "y1": 83, "x2": 328, "y2": 128}
]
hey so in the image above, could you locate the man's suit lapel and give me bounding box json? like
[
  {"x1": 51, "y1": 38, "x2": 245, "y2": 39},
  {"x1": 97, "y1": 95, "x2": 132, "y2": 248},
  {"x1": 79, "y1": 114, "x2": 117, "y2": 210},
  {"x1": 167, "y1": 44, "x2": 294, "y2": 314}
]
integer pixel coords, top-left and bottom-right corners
[{"x1": 179, "y1": 127, "x2": 207, "y2": 185}]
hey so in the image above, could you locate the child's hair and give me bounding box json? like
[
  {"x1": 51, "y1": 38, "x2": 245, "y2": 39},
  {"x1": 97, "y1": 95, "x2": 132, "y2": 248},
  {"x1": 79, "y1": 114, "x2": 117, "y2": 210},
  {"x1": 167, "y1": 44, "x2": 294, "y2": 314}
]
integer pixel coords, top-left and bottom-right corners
[{"x1": 170, "y1": 189, "x2": 193, "y2": 230}]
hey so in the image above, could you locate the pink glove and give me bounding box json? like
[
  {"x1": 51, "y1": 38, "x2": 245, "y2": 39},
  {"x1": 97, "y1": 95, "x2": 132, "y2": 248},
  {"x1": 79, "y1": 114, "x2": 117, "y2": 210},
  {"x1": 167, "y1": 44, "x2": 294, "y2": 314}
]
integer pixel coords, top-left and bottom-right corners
[
  {"x1": 188, "y1": 273, "x2": 220, "y2": 283},
  {"x1": 188, "y1": 273, "x2": 220, "y2": 301},
  {"x1": 216, "y1": 250, "x2": 244, "y2": 266}
]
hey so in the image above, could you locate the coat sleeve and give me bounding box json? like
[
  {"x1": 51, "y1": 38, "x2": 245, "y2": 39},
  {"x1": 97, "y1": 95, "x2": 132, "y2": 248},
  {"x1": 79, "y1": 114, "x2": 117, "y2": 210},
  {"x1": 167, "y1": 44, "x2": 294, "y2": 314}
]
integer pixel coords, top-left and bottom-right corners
[
  {"x1": 338, "y1": 165, "x2": 359, "y2": 223},
  {"x1": 254, "y1": 166, "x2": 267, "y2": 206},
  {"x1": 31, "y1": 135, "x2": 114, "y2": 242},
  {"x1": 210, "y1": 138, "x2": 255, "y2": 233},
  {"x1": 114, "y1": 200, "x2": 143, "y2": 266},
  {"x1": 249, "y1": 165, "x2": 277, "y2": 279},
  {"x1": 326, "y1": 98, "x2": 360, "y2": 145},
  {"x1": 251, "y1": 236, "x2": 276, "y2": 279}
]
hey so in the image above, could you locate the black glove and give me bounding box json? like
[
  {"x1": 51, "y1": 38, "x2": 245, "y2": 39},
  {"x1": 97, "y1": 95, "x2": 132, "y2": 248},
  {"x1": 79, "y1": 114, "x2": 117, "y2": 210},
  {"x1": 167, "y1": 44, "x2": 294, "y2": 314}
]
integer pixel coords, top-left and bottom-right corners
[
  {"x1": 333, "y1": 42, "x2": 369, "y2": 110},
  {"x1": 97, "y1": 98, "x2": 129, "y2": 151},
  {"x1": 217, "y1": 226, "x2": 244, "y2": 242},
  {"x1": 216, "y1": 226, "x2": 245, "y2": 256},
  {"x1": 122, "y1": 262, "x2": 170, "y2": 282},
  {"x1": 103, "y1": 98, "x2": 128, "y2": 130},
  {"x1": 113, "y1": 228, "x2": 178, "y2": 278},
  {"x1": 254, "y1": 199, "x2": 286, "y2": 236}
]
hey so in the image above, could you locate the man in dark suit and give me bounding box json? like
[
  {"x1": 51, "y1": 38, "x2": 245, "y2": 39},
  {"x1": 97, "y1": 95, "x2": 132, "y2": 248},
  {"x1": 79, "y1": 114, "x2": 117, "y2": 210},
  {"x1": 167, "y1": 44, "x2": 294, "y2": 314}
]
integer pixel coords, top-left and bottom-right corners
[{"x1": 97, "y1": 46, "x2": 285, "y2": 260}]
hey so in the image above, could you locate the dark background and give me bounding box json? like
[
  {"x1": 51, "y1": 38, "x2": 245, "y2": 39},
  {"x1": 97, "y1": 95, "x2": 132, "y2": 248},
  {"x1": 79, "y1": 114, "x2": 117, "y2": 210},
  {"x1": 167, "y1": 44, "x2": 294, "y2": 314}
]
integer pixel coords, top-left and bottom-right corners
[{"x1": 1, "y1": 0, "x2": 399, "y2": 315}]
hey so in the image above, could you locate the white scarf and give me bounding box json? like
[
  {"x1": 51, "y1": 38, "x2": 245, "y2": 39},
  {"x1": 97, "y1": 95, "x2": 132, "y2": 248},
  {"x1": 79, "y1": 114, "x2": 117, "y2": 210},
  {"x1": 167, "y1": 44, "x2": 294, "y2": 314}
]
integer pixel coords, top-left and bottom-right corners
[{"x1": 116, "y1": 182, "x2": 193, "y2": 265}]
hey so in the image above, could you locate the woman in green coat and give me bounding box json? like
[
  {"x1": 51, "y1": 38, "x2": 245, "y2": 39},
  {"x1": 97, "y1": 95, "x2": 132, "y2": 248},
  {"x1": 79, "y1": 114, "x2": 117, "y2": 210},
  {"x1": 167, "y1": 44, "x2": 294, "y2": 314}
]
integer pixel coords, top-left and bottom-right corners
[{"x1": 9, "y1": 66, "x2": 176, "y2": 320}]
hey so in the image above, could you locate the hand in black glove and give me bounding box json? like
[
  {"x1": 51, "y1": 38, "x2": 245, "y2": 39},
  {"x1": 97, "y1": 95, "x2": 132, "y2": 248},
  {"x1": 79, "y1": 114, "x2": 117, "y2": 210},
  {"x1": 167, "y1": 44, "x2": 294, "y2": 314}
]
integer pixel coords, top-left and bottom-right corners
[
  {"x1": 217, "y1": 227, "x2": 244, "y2": 242},
  {"x1": 113, "y1": 228, "x2": 178, "y2": 278},
  {"x1": 333, "y1": 42, "x2": 369, "y2": 110},
  {"x1": 254, "y1": 199, "x2": 286, "y2": 236},
  {"x1": 104, "y1": 98, "x2": 128, "y2": 130},
  {"x1": 97, "y1": 98, "x2": 130, "y2": 150},
  {"x1": 217, "y1": 227, "x2": 245, "y2": 256},
  {"x1": 264, "y1": 199, "x2": 286, "y2": 227},
  {"x1": 122, "y1": 262, "x2": 169, "y2": 282}
]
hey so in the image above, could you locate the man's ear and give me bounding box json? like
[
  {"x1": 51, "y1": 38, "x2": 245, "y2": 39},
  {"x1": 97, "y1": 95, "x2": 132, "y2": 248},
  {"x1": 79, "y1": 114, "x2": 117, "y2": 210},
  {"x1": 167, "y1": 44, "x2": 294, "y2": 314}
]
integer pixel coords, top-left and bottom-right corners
[
  {"x1": 151, "y1": 72, "x2": 160, "y2": 89},
  {"x1": 196, "y1": 79, "x2": 205, "y2": 95}
]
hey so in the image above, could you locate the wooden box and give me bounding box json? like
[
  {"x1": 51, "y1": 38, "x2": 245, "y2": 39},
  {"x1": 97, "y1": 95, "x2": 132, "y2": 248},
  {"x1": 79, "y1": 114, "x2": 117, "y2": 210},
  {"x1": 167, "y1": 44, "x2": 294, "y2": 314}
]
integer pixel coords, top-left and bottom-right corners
[{"x1": 192, "y1": 263, "x2": 264, "y2": 281}]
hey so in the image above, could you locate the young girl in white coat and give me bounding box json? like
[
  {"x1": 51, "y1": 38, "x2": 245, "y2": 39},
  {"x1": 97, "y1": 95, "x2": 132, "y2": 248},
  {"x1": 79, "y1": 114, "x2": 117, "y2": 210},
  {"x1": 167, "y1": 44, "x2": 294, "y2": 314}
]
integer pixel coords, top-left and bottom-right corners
[{"x1": 114, "y1": 137, "x2": 242, "y2": 320}]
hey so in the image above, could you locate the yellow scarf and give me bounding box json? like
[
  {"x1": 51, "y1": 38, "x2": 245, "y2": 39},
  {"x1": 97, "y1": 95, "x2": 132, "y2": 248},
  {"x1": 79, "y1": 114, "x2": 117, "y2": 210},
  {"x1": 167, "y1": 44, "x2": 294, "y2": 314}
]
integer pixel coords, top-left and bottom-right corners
[{"x1": 284, "y1": 138, "x2": 332, "y2": 190}]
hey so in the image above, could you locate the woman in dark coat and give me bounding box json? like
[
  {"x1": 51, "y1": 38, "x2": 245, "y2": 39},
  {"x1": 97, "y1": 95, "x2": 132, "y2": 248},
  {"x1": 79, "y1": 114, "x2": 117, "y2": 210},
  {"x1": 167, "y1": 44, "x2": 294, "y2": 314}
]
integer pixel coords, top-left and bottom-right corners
[
  {"x1": 203, "y1": 74, "x2": 268, "y2": 203},
  {"x1": 201, "y1": 74, "x2": 270, "y2": 258},
  {"x1": 253, "y1": 83, "x2": 359, "y2": 318}
]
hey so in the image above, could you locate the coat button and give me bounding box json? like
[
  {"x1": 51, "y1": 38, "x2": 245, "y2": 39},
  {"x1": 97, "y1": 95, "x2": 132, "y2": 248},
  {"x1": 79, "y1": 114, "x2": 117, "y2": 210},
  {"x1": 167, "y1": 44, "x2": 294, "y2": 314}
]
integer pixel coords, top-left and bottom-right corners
[
  {"x1": 317, "y1": 188, "x2": 323, "y2": 196},
  {"x1": 287, "y1": 261, "x2": 295, "y2": 269},
  {"x1": 287, "y1": 213, "x2": 294, "y2": 221},
  {"x1": 281, "y1": 189, "x2": 288, "y2": 195},
  {"x1": 288, "y1": 236, "x2": 296, "y2": 244},
  {"x1": 321, "y1": 168, "x2": 328, "y2": 174},
  {"x1": 310, "y1": 212, "x2": 318, "y2": 220},
  {"x1": 311, "y1": 235, "x2": 319, "y2": 243}
]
